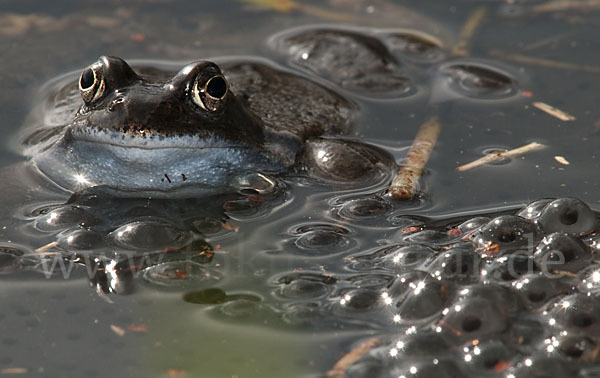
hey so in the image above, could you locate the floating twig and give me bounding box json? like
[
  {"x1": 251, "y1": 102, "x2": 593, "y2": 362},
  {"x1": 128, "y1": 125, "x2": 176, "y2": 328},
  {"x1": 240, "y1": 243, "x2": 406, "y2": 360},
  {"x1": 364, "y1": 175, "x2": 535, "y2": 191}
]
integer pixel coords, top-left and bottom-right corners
[
  {"x1": 35, "y1": 241, "x2": 58, "y2": 253},
  {"x1": 388, "y1": 117, "x2": 441, "y2": 200},
  {"x1": 521, "y1": 32, "x2": 576, "y2": 51},
  {"x1": 0, "y1": 368, "x2": 28, "y2": 374},
  {"x1": 489, "y1": 50, "x2": 600, "y2": 74},
  {"x1": 325, "y1": 337, "x2": 381, "y2": 378},
  {"x1": 110, "y1": 324, "x2": 126, "y2": 337},
  {"x1": 239, "y1": 0, "x2": 363, "y2": 23},
  {"x1": 532, "y1": 0, "x2": 600, "y2": 13},
  {"x1": 532, "y1": 102, "x2": 576, "y2": 121},
  {"x1": 457, "y1": 142, "x2": 546, "y2": 172},
  {"x1": 452, "y1": 7, "x2": 487, "y2": 56}
]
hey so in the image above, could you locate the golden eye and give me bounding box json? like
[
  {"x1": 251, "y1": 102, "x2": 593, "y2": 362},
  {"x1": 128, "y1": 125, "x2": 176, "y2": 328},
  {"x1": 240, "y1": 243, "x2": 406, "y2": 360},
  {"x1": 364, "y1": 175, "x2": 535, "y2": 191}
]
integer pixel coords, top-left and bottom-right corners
[
  {"x1": 192, "y1": 74, "x2": 228, "y2": 111},
  {"x1": 79, "y1": 62, "x2": 105, "y2": 104}
]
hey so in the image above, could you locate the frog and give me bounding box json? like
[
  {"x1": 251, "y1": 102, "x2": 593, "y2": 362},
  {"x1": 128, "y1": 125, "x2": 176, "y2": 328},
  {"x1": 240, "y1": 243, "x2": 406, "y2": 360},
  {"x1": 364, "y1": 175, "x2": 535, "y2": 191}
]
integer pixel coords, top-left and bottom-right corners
[
  {"x1": 20, "y1": 32, "x2": 410, "y2": 197},
  {"x1": 20, "y1": 24, "x2": 520, "y2": 197}
]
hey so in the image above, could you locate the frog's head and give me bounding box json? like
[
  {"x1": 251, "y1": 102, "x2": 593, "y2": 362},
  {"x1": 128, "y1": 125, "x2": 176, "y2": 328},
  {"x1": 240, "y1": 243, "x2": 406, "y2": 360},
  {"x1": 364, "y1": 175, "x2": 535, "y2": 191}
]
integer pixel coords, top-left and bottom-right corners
[
  {"x1": 25, "y1": 57, "x2": 297, "y2": 195},
  {"x1": 73, "y1": 56, "x2": 264, "y2": 146}
]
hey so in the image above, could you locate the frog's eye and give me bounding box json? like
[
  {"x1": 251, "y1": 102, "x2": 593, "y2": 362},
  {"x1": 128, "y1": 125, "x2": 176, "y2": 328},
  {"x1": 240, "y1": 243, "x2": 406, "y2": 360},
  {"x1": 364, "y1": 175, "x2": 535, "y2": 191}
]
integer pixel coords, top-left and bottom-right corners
[
  {"x1": 79, "y1": 63, "x2": 106, "y2": 104},
  {"x1": 192, "y1": 74, "x2": 228, "y2": 112}
]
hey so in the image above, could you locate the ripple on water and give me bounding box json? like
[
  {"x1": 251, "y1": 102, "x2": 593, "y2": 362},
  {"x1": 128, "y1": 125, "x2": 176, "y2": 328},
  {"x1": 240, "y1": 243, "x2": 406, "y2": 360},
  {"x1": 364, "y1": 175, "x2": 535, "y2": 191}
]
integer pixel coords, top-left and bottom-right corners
[
  {"x1": 58, "y1": 229, "x2": 105, "y2": 250},
  {"x1": 380, "y1": 30, "x2": 446, "y2": 64},
  {"x1": 334, "y1": 194, "x2": 393, "y2": 222},
  {"x1": 34, "y1": 205, "x2": 100, "y2": 231},
  {"x1": 292, "y1": 223, "x2": 354, "y2": 256},
  {"x1": 142, "y1": 261, "x2": 223, "y2": 289},
  {"x1": 435, "y1": 61, "x2": 520, "y2": 100},
  {"x1": 274, "y1": 272, "x2": 336, "y2": 300},
  {"x1": 110, "y1": 220, "x2": 191, "y2": 251}
]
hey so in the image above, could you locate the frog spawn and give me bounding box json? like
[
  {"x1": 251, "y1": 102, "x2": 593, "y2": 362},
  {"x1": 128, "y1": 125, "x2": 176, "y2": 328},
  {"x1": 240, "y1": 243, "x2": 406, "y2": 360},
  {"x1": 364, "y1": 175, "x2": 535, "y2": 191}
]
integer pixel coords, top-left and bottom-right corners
[
  {"x1": 17, "y1": 192, "x2": 600, "y2": 375},
  {"x1": 270, "y1": 197, "x2": 600, "y2": 377},
  {"x1": 270, "y1": 25, "x2": 519, "y2": 101},
  {"x1": 20, "y1": 181, "x2": 285, "y2": 295}
]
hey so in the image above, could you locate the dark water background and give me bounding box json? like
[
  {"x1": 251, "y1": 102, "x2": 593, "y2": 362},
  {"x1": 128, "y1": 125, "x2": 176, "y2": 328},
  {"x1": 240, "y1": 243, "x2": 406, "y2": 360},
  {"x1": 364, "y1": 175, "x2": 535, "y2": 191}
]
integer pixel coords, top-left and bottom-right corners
[{"x1": 1, "y1": 1, "x2": 600, "y2": 377}]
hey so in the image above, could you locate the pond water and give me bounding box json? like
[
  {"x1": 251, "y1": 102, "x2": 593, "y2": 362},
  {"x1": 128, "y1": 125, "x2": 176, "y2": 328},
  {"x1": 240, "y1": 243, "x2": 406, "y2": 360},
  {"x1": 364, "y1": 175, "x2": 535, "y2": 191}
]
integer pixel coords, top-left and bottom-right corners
[{"x1": 2, "y1": 1, "x2": 600, "y2": 377}]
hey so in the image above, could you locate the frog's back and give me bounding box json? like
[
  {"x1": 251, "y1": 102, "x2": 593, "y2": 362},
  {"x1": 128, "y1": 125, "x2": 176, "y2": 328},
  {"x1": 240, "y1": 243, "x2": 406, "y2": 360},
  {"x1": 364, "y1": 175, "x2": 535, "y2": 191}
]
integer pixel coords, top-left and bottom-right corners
[{"x1": 222, "y1": 61, "x2": 356, "y2": 139}]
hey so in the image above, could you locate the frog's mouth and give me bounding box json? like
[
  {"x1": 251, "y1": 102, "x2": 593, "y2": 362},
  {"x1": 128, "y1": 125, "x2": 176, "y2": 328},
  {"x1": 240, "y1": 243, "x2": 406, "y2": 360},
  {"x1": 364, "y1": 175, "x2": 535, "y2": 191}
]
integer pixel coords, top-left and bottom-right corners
[
  {"x1": 30, "y1": 126, "x2": 286, "y2": 195},
  {"x1": 66, "y1": 125, "x2": 252, "y2": 150}
]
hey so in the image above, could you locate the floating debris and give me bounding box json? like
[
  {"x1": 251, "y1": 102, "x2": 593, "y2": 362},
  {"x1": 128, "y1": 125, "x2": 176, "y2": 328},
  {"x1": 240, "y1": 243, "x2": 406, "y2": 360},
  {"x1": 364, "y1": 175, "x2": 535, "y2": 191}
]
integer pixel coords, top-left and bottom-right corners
[
  {"x1": 110, "y1": 324, "x2": 125, "y2": 337},
  {"x1": 127, "y1": 324, "x2": 148, "y2": 332},
  {"x1": 165, "y1": 369, "x2": 187, "y2": 377},
  {"x1": 239, "y1": 0, "x2": 362, "y2": 22},
  {"x1": 532, "y1": 0, "x2": 600, "y2": 13},
  {"x1": 457, "y1": 142, "x2": 547, "y2": 172},
  {"x1": 35, "y1": 241, "x2": 58, "y2": 253},
  {"x1": 452, "y1": 7, "x2": 487, "y2": 56},
  {"x1": 554, "y1": 155, "x2": 570, "y2": 165},
  {"x1": 0, "y1": 368, "x2": 28, "y2": 374},
  {"x1": 532, "y1": 101, "x2": 576, "y2": 121},
  {"x1": 490, "y1": 49, "x2": 600, "y2": 74},
  {"x1": 325, "y1": 337, "x2": 381, "y2": 378},
  {"x1": 388, "y1": 117, "x2": 441, "y2": 200}
]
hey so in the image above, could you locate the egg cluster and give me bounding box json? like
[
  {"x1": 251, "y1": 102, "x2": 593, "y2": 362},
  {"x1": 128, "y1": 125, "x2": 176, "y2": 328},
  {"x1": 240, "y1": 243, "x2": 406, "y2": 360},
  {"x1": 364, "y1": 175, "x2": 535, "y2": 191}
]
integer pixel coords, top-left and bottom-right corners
[{"x1": 276, "y1": 197, "x2": 600, "y2": 377}]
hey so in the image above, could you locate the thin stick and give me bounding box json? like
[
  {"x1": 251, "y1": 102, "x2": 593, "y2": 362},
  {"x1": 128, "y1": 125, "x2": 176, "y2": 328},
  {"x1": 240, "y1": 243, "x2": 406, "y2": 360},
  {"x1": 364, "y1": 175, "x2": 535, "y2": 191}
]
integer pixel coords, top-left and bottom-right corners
[
  {"x1": 490, "y1": 50, "x2": 600, "y2": 74},
  {"x1": 35, "y1": 241, "x2": 58, "y2": 253},
  {"x1": 457, "y1": 142, "x2": 546, "y2": 172},
  {"x1": 388, "y1": 117, "x2": 441, "y2": 200},
  {"x1": 452, "y1": 7, "x2": 487, "y2": 56},
  {"x1": 532, "y1": 0, "x2": 600, "y2": 12},
  {"x1": 240, "y1": 0, "x2": 363, "y2": 22},
  {"x1": 325, "y1": 337, "x2": 381, "y2": 378},
  {"x1": 532, "y1": 102, "x2": 576, "y2": 121}
]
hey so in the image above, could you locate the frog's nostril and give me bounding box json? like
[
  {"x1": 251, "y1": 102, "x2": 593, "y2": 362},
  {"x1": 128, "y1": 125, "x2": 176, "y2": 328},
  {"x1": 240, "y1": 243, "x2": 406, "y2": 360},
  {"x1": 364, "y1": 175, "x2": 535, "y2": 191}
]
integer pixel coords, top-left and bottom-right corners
[{"x1": 108, "y1": 96, "x2": 126, "y2": 111}]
